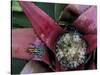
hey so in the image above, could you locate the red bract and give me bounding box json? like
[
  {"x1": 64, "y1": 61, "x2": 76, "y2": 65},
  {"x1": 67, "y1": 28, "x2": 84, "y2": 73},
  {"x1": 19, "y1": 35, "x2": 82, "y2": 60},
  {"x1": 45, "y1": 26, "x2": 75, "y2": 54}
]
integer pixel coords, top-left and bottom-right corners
[
  {"x1": 19, "y1": 1, "x2": 97, "y2": 71},
  {"x1": 89, "y1": 61, "x2": 96, "y2": 69},
  {"x1": 73, "y1": 6, "x2": 97, "y2": 34},
  {"x1": 82, "y1": 34, "x2": 97, "y2": 54},
  {"x1": 12, "y1": 28, "x2": 35, "y2": 60},
  {"x1": 19, "y1": 1, "x2": 64, "y2": 54},
  {"x1": 59, "y1": 4, "x2": 91, "y2": 23},
  {"x1": 64, "y1": 4, "x2": 91, "y2": 15},
  {"x1": 12, "y1": 28, "x2": 51, "y2": 67}
]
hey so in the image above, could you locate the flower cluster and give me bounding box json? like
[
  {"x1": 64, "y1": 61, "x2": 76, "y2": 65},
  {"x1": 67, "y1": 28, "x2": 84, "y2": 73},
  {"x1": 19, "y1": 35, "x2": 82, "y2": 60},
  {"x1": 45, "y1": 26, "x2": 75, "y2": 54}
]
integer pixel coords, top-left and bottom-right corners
[{"x1": 56, "y1": 32, "x2": 87, "y2": 68}]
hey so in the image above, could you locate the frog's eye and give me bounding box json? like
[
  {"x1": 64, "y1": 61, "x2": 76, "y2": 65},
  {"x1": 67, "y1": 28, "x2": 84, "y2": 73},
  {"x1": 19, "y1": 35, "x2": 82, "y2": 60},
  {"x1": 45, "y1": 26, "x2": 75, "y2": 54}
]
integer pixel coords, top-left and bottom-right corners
[
  {"x1": 28, "y1": 48, "x2": 37, "y2": 53},
  {"x1": 27, "y1": 43, "x2": 45, "y2": 57}
]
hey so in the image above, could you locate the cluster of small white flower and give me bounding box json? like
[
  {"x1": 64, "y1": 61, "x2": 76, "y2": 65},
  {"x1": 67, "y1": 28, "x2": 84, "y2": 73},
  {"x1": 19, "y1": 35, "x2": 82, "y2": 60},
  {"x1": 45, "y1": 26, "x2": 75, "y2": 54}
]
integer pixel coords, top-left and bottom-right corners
[{"x1": 56, "y1": 32, "x2": 87, "y2": 69}]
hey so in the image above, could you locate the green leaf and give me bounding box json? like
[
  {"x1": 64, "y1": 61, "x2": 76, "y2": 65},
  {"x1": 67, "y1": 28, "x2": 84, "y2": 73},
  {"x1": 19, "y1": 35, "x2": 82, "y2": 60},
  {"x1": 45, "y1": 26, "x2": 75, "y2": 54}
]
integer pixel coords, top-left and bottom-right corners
[
  {"x1": 12, "y1": 2, "x2": 56, "y2": 28},
  {"x1": 11, "y1": 58, "x2": 28, "y2": 74},
  {"x1": 54, "y1": 4, "x2": 66, "y2": 21},
  {"x1": 12, "y1": 1, "x2": 23, "y2": 12},
  {"x1": 34, "y1": 2, "x2": 55, "y2": 19},
  {"x1": 93, "y1": 49, "x2": 97, "y2": 61},
  {"x1": 85, "y1": 54, "x2": 92, "y2": 64},
  {"x1": 12, "y1": 12, "x2": 31, "y2": 28}
]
